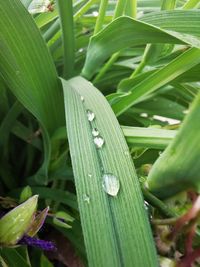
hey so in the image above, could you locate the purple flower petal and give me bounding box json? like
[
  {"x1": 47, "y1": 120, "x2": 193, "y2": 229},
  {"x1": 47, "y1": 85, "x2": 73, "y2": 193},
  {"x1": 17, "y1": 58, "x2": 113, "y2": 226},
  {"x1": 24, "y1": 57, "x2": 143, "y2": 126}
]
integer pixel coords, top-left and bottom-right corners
[{"x1": 19, "y1": 235, "x2": 56, "y2": 251}]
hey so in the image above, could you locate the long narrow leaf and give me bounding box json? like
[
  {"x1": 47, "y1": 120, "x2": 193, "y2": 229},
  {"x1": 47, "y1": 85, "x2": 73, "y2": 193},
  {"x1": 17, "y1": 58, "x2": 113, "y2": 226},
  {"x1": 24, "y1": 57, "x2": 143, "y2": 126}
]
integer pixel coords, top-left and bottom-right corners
[
  {"x1": 62, "y1": 76, "x2": 158, "y2": 267},
  {"x1": 122, "y1": 126, "x2": 177, "y2": 149},
  {"x1": 0, "y1": 0, "x2": 64, "y2": 134}
]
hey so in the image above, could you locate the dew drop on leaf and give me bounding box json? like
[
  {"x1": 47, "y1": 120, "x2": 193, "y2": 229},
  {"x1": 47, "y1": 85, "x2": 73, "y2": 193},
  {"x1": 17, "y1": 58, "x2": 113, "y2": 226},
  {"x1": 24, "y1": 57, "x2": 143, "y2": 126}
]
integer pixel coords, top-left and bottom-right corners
[
  {"x1": 92, "y1": 128, "x2": 99, "y2": 137},
  {"x1": 83, "y1": 194, "x2": 90, "y2": 204},
  {"x1": 94, "y1": 136, "x2": 104, "y2": 148},
  {"x1": 102, "y1": 173, "x2": 120, "y2": 197},
  {"x1": 87, "y1": 110, "x2": 95, "y2": 122}
]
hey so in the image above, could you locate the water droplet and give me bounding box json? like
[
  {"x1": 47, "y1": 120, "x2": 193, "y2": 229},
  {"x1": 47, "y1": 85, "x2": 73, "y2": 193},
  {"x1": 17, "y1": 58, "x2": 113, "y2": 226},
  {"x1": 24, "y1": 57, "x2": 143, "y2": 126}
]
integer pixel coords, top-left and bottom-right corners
[
  {"x1": 88, "y1": 173, "x2": 92, "y2": 178},
  {"x1": 159, "y1": 151, "x2": 162, "y2": 156},
  {"x1": 83, "y1": 194, "x2": 90, "y2": 204},
  {"x1": 94, "y1": 136, "x2": 104, "y2": 148},
  {"x1": 92, "y1": 128, "x2": 99, "y2": 137},
  {"x1": 87, "y1": 110, "x2": 95, "y2": 122},
  {"x1": 144, "y1": 201, "x2": 149, "y2": 210},
  {"x1": 80, "y1": 96, "x2": 84, "y2": 102},
  {"x1": 78, "y1": 48, "x2": 84, "y2": 53},
  {"x1": 102, "y1": 173, "x2": 120, "y2": 197}
]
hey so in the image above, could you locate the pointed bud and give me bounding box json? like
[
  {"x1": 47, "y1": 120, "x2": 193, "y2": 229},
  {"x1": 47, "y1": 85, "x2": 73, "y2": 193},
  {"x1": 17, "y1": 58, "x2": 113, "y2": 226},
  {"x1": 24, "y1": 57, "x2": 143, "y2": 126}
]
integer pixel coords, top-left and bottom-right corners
[
  {"x1": 27, "y1": 207, "x2": 49, "y2": 237},
  {"x1": 53, "y1": 211, "x2": 74, "y2": 229},
  {"x1": 0, "y1": 195, "x2": 38, "y2": 246}
]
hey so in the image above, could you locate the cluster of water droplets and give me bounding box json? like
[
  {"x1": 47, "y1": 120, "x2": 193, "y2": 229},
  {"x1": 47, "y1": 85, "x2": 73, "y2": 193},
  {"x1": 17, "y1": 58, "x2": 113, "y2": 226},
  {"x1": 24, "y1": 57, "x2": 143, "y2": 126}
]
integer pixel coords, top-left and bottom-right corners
[
  {"x1": 86, "y1": 109, "x2": 105, "y2": 149},
  {"x1": 81, "y1": 96, "x2": 120, "y2": 201}
]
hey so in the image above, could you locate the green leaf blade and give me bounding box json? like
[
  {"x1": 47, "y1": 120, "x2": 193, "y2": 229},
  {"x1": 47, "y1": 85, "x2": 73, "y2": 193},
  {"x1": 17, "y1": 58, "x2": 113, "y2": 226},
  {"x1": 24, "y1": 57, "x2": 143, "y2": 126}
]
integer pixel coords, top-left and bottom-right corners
[
  {"x1": 62, "y1": 76, "x2": 158, "y2": 267},
  {"x1": 0, "y1": 0, "x2": 64, "y2": 133}
]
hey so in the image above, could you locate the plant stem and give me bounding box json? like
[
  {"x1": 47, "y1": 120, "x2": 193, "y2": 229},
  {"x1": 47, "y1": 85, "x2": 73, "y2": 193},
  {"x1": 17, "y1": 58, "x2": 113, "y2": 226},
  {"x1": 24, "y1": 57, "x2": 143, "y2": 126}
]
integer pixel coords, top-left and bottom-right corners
[
  {"x1": 113, "y1": 0, "x2": 127, "y2": 19},
  {"x1": 183, "y1": 0, "x2": 200, "y2": 9},
  {"x1": 74, "y1": 0, "x2": 97, "y2": 21},
  {"x1": 56, "y1": 0, "x2": 75, "y2": 79},
  {"x1": 43, "y1": 19, "x2": 60, "y2": 42},
  {"x1": 129, "y1": 44, "x2": 150, "y2": 79},
  {"x1": 125, "y1": 0, "x2": 137, "y2": 18},
  {"x1": 93, "y1": 51, "x2": 120, "y2": 83},
  {"x1": 161, "y1": 0, "x2": 177, "y2": 10},
  {"x1": 142, "y1": 186, "x2": 178, "y2": 218},
  {"x1": 130, "y1": 0, "x2": 176, "y2": 79},
  {"x1": 93, "y1": 0, "x2": 128, "y2": 81},
  {"x1": 94, "y1": 0, "x2": 108, "y2": 34}
]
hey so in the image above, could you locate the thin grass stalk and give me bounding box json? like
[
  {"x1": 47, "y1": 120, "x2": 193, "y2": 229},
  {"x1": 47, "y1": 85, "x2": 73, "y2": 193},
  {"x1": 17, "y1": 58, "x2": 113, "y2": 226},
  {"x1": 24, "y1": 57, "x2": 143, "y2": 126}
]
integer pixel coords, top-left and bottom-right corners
[
  {"x1": 43, "y1": 19, "x2": 60, "y2": 42},
  {"x1": 183, "y1": 0, "x2": 200, "y2": 9},
  {"x1": 113, "y1": 0, "x2": 128, "y2": 19},
  {"x1": 94, "y1": 0, "x2": 109, "y2": 34},
  {"x1": 74, "y1": 0, "x2": 97, "y2": 21},
  {"x1": 46, "y1": 0, "x2": 96, "y2": 45},
  {"x1": 130, "y1": 0, "x2": 176, "y2": 79},
  {"x1": 93, "y1": 51, "x2": 120, "y2": 83},
  {"x1": 93, "y1": 0, "x2": 127, "y2": 82},
  {"x1": 56, "y1": 0, "x2": 75, "y2": 79},
  {"x1": 161, "y1": 0, "x2": 177, "y2": 10},
  {"x1": 125, "y1": 0, "x2": 137, "y2": 18}
]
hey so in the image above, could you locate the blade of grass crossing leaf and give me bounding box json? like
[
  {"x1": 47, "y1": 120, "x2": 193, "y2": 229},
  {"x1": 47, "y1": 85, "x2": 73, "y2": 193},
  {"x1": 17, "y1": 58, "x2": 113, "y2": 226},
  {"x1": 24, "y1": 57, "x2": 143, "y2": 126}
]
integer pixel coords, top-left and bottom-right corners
[
  {"x1": 62, "y1": 76, "x2": 158, "y2": 267},
  {"x1": 122, "y1": 126, "x2": 177, "y2": 149},
  {"x1": 113, "y1": 48, "x2": 200, "y2": 116}
]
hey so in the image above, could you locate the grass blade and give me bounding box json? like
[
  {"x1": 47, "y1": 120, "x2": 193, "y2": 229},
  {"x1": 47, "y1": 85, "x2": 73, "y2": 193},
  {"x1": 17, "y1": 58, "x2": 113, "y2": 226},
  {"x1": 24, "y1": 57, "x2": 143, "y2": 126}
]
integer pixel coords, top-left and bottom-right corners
[
  {"x1": 113, "y1": 48, "x2": 200, "y2": 116},
  {"x1": 56, "y1": 0, "x2": 75, "y2": 79},
  {"x1": 82, "y1": 12, "x2": 200, "y2": 79},
  {"x1": 122, "y1": 126, "x2": 177, "y2": 149}
]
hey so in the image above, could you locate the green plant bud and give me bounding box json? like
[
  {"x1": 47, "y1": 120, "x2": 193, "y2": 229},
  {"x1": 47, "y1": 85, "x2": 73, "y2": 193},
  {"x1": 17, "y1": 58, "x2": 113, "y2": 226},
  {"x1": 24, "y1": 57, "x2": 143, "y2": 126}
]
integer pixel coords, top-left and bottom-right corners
[
  {"x1": 19, "y1": 186, "x2": 32, "y2": 203},
  {"x1": 0, "y1": 195, "x2": 38, "y2": 246}
]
